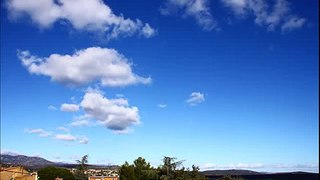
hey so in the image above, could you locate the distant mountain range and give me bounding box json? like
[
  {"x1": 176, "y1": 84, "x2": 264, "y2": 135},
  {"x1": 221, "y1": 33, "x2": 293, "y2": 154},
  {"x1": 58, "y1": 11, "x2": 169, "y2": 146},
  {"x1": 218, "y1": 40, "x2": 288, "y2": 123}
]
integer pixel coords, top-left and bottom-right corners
[
  {"x1": 202, "y1": 169, "x2": 262, "y2": 176},
  {"x1": 202, "y1": 169, "x2": 319, "y2": 180},
  {"x1": 0, "y1": 154, "x2": 55, "y2": 169},
  {"x1": 0, "y1": 154, "x2": 119, "y2": 170}
]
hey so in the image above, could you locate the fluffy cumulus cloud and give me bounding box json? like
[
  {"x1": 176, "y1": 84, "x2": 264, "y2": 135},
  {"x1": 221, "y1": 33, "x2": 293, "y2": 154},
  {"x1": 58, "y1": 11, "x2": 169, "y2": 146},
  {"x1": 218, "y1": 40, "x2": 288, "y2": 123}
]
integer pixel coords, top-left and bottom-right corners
[
  {"x1": 186, "y1": 92, "x2": 205, "y2": 106},
  {"x1": 160, "y1": 0, "x2": 217, "y2": 31},
  {"x1": 220, "y1": 0, "x2": 306, "y2": 32},
  {"x1": 6, "y1": 0, "x2": 155, "y2": 39},
  {"x1": 25, "y1": 128, "x2": 52, "y2": 137},
  {"x1": 79, "y1": 90, "x2": 140, "y2": 133},
  {"x1": 60, "y1": 103, "x2": 79, "y2": 112},
  {"x1": 17, "y1": 47, "x2": 151, "y2": 87}
]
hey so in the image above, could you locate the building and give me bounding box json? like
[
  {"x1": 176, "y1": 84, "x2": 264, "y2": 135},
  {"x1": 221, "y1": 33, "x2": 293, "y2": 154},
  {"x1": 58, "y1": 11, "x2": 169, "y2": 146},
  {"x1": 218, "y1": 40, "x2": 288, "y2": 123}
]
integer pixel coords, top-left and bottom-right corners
[
  {"x1": 0, "y1": 166, "x2": 37, "y2": 180},
  {"x1": 88, "y1": 176, "x2": 118, "y2": 180}
]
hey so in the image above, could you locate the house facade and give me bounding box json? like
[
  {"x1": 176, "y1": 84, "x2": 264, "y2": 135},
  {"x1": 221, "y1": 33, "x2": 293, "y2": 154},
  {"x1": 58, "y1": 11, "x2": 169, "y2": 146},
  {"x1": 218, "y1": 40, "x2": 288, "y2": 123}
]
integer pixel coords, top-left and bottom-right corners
[{"x1": 0, "y1": 166, "x2": 37, "y2": 180}]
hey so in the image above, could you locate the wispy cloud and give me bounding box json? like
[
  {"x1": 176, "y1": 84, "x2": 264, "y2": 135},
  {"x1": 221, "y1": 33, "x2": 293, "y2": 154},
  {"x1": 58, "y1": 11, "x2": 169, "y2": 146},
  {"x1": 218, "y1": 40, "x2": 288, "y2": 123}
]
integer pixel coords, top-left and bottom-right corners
[
  {"x1": 56, "y1": 126, "x2": 70, "y2": 132},
  {"x1": 220, "y1": 0, "x2": 306, "y2": 32},
  {"x1": 18, "y1": 47, "x2": 151, "y2": 87},
  {"x1": 48, "y1": 105, "x2": 57, "y2": 111},
  {"x1": 158, "y1": 104, "x2": 167, "y2": 108},
  {"x1": 24, "y1": 128, "x2": 52, "y2": 137},
  {"x1": 70, "y1": 115, "x2": 92, "y2": 127},
  {"x1": 281, "y1": 16, "x2": 306, "y2": 32},
  {"x1": 60, "y1": 103, "x2": 80, "y2": 112},
  {"x1": 54, "y1": 133, "x2": 90, "y2": 144},
  {"x1": 77, "y1": 137, "x2": 89, "y2": 144},
  {"x1": 0, "y1": 149, "x2": 22, "y2": 156},
  {"x1": 55, "y1": 134, "x2": 77, "y2": 142},
  {"x1": 203, "y1": 163, "x2": 264, "y2": 169},
  {"x1": 25, "y1": 127, "x2": 88, "y2": 144},
  {"x1": 186, "y1": 92, "x2": 205, "y2": 106},
  {"x1": 160, "y1": 0, "x2": 217, "y2": 31},
  {"x1": 6, "y1": 0, "x2": 156, "y2": 39},
  {"x1": 202, "y1": 162, "x2": 319, "y2": 172},
  {"x1": 70, "y1": 120, "x2": 91, "y2": 127}
]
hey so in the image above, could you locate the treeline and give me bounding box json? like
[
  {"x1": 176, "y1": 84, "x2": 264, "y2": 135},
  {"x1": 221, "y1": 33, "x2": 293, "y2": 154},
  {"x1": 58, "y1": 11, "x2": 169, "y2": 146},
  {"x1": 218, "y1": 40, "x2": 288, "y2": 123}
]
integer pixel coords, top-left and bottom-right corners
[
  {"x1": 119, "y1": 156, "x2": 206, "y2": 180},
  {"x1": 37, "y1": 155, "x2": 246, "y2": 180},
  {"x1": 38, "y1": 155, "x2": 89, "y2": 180}
]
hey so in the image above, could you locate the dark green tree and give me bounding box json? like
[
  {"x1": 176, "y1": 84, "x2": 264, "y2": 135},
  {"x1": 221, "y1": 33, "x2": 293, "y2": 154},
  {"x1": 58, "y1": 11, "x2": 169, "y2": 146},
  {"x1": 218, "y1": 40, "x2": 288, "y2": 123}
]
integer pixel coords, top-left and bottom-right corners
[
  {"x1": 188, "y1": 165, "x2": 206, "y2": 180},
  {"x1": 134, "y1": 157, "x2": 160, "y2": 180},
  {"x1": 119, "y1": 161, "x2": 137, "y2": 180},
  {"x1": 74, "y1": 155, "x2": 89, "y2": 180},
  {"x1": 38, "y1": 166, "x2": 75, "y2": 180},
  {"x1": 159, "y1": 156, "x2": 184, "y2": 180}
]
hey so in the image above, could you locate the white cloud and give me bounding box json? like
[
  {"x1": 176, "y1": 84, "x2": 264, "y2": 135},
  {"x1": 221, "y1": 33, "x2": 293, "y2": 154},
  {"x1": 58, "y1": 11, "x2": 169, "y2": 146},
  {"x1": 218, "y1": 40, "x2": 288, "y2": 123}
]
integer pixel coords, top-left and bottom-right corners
[
  {"x1": 0, "y1": 149, "x2": 22, "y2": 156},
  {"x1": 202, "y1": 163, "x2": 264, "y2": 169},
  {"x1": 221, "y1": 0, "x2": 247, "y2": 15},
  {"x1": 48, "y1": 105, "x2": 58, "y2": 110},
  {"x1": 24, "y1": 128, "x2": 88, "y2": 144},
  {"x1": 25, "y1": 128, "x2": 52, "y2": 137},
  {"x1": 78, "y1": 137, "x2": 89, "y2": 144},
  {"x1": 6, "y1": 0, "x2": 155, "y2": 39},
  {"x1": 70, "y1": 120, "x2": 90, "y2": 127},
  {"x1": 18, "y1": 47, "x2": 151, "y2": 87},
  {"x1": 54, "y1": 134, "x2": 77, "y2": 142},
  {"x1": 160, "y1": 0, "x2": 217, "y2": 31},
  {"x1": 142, "y1": 23, "x2": 157, "y2": 38},
  {"x1": 186, "y1": 92, "x2": 205, "y2": 106},
  {"x1": 202, "y1": 163, "x2": 319, "y2": 172},
  {"x1": 221, "y1": 0, "x2": 306, "y2": 31},
  {"x1": 60, "y1": 103, "x2": 79, "y2": 112},
  {"x1": 56, "y1": 126, "x2": 69, "y2": 132},
  {"x1": 80, "y1": 90, "x2": 140, "y2": 133},
  {"x1": 281, "y1": 16, "x2": 306, "y2": 32},
  {"x1": 69, "y1": 114, "x2": 93, "y2": 127},
  {"x1": 158, "y1": 104, "x2": 167, "y2": 108}
]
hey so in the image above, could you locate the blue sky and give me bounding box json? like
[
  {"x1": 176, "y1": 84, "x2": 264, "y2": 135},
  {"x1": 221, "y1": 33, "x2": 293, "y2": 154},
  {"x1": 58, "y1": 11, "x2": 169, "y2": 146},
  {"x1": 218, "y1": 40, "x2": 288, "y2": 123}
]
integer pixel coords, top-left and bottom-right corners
[{"x1": 1, "y1": 0, "x2": 318, "y2": 173}]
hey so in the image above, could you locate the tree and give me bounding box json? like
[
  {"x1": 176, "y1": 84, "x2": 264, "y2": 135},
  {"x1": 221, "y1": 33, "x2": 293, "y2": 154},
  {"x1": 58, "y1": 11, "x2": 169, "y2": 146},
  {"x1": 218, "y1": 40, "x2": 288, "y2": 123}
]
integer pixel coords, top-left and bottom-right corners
[
  {"x1": 119, "y1": 161, "x2": 137, "y2": 180},
  {"x1": 119, "y1": 156, "x2": 205, "y2": 180},
  {"x1": 38, "y1": 166, "x2": 75, "y2": 180},
  {"x1": 160, "y1": 156, "x2": 184, "y2": 179},
  {"x1": 119, "y1": 157, "x2": 158, "y2": 180},
  {"x1": 134, "y1": 157, "x2": 159, "y2": 180},
  {"x1": 188, "y1": 165, "x2": 205, "y2": 180},
  {"x1": 74, "y1": 155, "x2": 89, "y2": 180}
]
